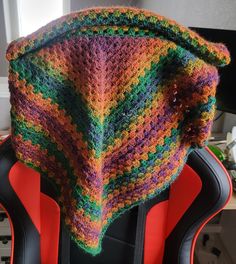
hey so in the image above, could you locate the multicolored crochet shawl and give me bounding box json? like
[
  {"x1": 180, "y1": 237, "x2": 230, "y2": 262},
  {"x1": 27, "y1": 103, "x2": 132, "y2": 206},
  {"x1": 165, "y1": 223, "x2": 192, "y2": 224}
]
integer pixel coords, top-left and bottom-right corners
[{"x1": 7, "y1": 7, "x2": 230, "y2": 255}]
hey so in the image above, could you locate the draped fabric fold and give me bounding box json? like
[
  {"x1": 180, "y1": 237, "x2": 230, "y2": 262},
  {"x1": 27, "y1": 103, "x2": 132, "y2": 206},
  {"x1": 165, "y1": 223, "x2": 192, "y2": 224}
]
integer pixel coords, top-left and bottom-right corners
[{"x1": 7, "y1": 7, "x2": 230, "y2": 255}]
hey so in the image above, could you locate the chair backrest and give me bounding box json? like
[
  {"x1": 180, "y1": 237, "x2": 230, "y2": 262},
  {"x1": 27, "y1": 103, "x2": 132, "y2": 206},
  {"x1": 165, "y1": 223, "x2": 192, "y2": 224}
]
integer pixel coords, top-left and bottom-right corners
[
  {"x1": 0, "y1": 137, "x2": 40, "y2": 264},
  {"x1": 53, "y1": 148, "x2": 231, "y2": 264},
  {"x1": 0, "y1": 137, "x2": 231, "y2": 264}
]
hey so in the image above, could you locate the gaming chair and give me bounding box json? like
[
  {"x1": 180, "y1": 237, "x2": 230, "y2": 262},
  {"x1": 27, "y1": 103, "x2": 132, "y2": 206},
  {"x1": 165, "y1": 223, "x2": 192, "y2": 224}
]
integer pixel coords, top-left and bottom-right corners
[{"x1": 0, "y1": 136, "x2": 232, "y2": 264}]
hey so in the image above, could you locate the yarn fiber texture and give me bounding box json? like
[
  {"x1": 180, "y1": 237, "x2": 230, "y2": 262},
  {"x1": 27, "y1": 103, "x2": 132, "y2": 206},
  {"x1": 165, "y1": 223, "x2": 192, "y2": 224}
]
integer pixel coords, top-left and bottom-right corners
[{"x1": 6, "y1": 7, "x2": 230, "y2": 255}]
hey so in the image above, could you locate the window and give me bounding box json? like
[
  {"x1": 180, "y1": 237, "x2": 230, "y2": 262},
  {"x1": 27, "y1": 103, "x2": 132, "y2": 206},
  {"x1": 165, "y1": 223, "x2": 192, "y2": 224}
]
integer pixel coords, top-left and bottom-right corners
[
  {"x1": 3, "y1": 0, "x2": 69, "y2": 42},
  {"x1": 17, "y1": 0, "x2": 64, "y2": 36}
]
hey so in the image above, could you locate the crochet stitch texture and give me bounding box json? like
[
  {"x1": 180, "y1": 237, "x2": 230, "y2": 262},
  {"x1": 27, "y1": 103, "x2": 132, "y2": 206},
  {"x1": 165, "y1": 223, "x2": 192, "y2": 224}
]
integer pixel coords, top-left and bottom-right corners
[{"x1": 7, "y1": 7, "x2": 230, "y2": 255}]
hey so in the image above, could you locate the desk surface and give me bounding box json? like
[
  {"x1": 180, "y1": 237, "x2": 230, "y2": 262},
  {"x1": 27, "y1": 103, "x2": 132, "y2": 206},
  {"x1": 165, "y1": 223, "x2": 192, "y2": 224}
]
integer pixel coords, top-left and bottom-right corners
[{"x1": 225, "y1": 192, "x2": 236, "y2": 210}]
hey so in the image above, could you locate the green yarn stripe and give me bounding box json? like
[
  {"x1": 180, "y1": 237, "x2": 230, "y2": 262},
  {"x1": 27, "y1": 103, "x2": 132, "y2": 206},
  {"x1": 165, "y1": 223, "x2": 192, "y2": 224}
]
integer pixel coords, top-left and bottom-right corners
[{"x1": 11, "y1": 113, "x2": 102, "y2": 220}]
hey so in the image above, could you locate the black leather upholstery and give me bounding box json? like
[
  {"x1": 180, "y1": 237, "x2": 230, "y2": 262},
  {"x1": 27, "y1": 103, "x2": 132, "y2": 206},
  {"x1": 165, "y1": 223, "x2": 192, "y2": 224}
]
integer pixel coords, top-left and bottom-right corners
[
  {"x1": 163, "y1": 148, "x2": 231, "y2": 264},
  {"x1": 0, "y1": 138, "x2": 231, "y2": 264},
  {"x1": 0, "y1": 138, "x2": 40, "y2": 264}
]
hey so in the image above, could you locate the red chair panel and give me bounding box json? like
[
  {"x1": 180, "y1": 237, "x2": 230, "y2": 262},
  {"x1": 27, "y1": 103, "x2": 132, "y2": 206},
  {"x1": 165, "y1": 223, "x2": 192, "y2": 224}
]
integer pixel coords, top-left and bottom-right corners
[
  {"x1": 41, "y1": 193, "x2": 60, "y2": 264},
  {"x1": 144, "y1": 200, "x2": 169, "y2": 264},
  {"x1": 8, "y1": 161, "x2": 40, "y2": 232},
  {"x1": 166, "y1": 164, "x2": 202, "y2": 237}
]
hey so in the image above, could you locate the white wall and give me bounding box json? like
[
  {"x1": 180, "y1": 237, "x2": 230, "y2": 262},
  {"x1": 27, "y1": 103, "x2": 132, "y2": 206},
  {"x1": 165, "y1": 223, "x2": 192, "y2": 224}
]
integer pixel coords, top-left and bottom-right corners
[
  {"x1": 0, "y1": 78, "x2": 10, "y2": 130},
  {"x1": 0, "y1": 98, "x2": 10, "y2": 130},
  {"x1": 71, "y1": 0, "x2": 142, "y2": 11},
  {"x1": 71, "y1": 0, "x2": 141, "y2": 10},
  {"x1": 71, "y1": 0, "x2": 236, "y2": 30},
  {"x1": 140, "y1": 0, "x2": 236, "y2": 30}
]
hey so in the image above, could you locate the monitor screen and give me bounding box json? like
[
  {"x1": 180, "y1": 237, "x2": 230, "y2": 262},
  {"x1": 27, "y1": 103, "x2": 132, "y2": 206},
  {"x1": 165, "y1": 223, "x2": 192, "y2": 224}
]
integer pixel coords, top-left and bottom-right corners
[{"x1": 190, "y1": 27, "x2": 236, "y2": 114}]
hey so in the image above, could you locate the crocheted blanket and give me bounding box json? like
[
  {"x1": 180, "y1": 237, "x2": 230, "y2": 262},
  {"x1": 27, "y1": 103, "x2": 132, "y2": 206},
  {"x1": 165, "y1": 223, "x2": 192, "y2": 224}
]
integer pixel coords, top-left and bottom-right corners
[{"x1": 6, "y1": 7, "x2": 230, "y2": 255}]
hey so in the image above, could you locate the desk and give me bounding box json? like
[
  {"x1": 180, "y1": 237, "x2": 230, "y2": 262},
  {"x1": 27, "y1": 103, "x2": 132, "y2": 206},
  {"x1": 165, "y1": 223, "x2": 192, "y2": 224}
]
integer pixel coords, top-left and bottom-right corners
[{"x1": 225, "y1": 192, "x2": 236, "y2": 210}]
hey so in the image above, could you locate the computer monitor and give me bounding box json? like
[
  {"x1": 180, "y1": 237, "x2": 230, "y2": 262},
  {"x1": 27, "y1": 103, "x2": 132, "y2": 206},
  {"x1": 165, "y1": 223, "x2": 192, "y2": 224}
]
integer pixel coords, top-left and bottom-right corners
[{"x1": 190, "y1": 27, "x2": 236, "y2": 114}]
